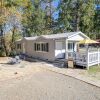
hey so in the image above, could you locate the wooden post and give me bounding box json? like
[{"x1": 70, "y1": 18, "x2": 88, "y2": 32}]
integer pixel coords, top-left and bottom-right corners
[
  {"x1": 98, "y1": 48, "x2": 99, "y2": 66},
  {"x1": 65, "y1": 39, "x2": 68, "y2": 59},
  {"x1": 87, "y1": 46, "x2": 89, "y2": 70}
]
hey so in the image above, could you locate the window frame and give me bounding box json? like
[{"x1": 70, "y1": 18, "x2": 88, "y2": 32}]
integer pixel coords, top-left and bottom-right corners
[
  {"x1": 68, "y1": 42, "x2": 74, "y2": 52},
  {"x1": 17, "y1": 43, "x2": 21, "y2": 50},
  {"x1": 34, "y1": 42, "x2": 49, "y2": 52}
]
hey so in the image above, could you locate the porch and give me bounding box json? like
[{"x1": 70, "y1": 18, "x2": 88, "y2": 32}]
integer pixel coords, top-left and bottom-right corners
[
  {"x1": 68, "y1": 50, "x2": 100, "y2": 69},
  {"x1": 55, "y1": 39, "x2": 100, "y2": 69}
]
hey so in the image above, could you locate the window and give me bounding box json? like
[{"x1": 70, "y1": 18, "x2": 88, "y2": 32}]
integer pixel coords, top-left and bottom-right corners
[
  {"x1": 46, "y1": 43, "x2": 49, "y2": 52},
  {"x1": 34, "y1": 43, "x2": 36, "y2": 51},
  {"x1": 37, "y1": 43, "x2": 41, "y2": 51},
  {"x1": 41, "y1": 43, "x2": 45, "y2": 51},
  {"x1": 34, "y1": 42, "x2": 49, "y2": 52},
  {"x1": 68, "y1": 42, "x2": 74, "y2": 52},
  {"x1": 17, "y1": 44, "x2": 21, "y2": 49}
]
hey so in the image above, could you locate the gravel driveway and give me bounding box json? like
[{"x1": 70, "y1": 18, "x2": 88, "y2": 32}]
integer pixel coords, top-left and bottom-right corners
[{"x1": 0, "y1": 69, "x2": 100, "y2": 100}]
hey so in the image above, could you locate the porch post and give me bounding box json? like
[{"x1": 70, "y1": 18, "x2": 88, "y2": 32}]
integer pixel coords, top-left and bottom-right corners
[
  {"x1": 74, "y1": 42, "x2": 77, "y2": 52},
  {"x1": 87, "y1": 50, "x2": 89, "y2": 70},
  {"x1": 98, "y1": 48, "x2": 99, "y2": 66},
  {"x1": 87, "y1": 45, "x2": 89, "y2": 70},
  {"x1": 65, "y1": 38, "x2": 68, "y2": 59}
]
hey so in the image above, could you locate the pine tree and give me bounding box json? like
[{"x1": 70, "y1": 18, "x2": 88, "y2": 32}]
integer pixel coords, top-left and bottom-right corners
[
  {"x1": 57, "y1": 0, "x2": 95, "y2": 36},
  {"x1": 93, "y1": 0, "x2": 100, "y2": 39},
  {"x1": 80, "y1": 0, "x2": 95, "y2": 37},
  {"x1": 22, "y1": 0, "x2": 46, "y2": 36},
  {"x1": 57, "y1": 0, "x2": 73, "y2": 32},
  {"x1": 41, "y1": 0, "x2": 55, "y2": 34}
]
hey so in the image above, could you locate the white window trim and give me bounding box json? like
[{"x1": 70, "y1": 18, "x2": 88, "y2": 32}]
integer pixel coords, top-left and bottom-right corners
[{"x1": 68, "y1": 42, "x2": 74, "y2": 52}]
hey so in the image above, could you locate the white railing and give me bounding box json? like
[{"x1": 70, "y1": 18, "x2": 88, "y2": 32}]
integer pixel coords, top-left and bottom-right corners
[
  {"x1": 74, "y1": 52, "x2": 87, "y2": 66},
  {"x1": 99, "y1": 51, "x2": 100, "y2": 63},
  {"x1": 87, "y1": 50, "x2": 100, "y2": 68},
  {"x1": 68, "y1": 52, "x2": 87, "y2": 66},
  {"x1": 67, "y1": 49, "x2": 100, "y2": 69},
  {"x1": 68, "y1": 52, "x2": 75, "y2": 58}
]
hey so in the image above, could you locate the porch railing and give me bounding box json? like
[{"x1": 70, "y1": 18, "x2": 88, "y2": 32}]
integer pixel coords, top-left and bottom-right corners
[
  {"x1": 68, "y1": 50, "x2": 100, "y2": 69},
  {"x1": 87, "y1": 51, "x2": 100, "y2": 68}
]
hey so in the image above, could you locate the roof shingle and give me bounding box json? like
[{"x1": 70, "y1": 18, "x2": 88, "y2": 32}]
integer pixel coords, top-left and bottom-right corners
[
  {"x1": 16, "y1": 31, "x2": 85, "y2": 41},
  {"x1": 41, "y1": 31, "x2": 81, "y2": 39}
]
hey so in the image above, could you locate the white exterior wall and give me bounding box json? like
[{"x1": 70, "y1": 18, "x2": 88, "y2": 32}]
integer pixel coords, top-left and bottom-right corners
[
  {"x1": 68, "y1": 34, "x2": 85, "y2": 41},
  {"x1": 55, "y1": 39, "x2": 66, "y2": 59},
  {"x1": 54, "y1": 33, "x2": 87, "y2": 59}
]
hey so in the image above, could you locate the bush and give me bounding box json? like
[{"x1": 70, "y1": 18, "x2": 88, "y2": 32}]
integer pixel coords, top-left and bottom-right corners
[
  {"x1": 9, "y1": 50, "x2": 17, "y2": 57},
  {"x1": 0, "y1": 49, "x2": 6, "y2": 57}
]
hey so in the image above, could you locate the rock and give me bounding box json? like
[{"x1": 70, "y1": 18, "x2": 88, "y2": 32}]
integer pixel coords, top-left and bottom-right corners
[{"x1": 14, "y1": 72, "x2": 18, "y2": 75}]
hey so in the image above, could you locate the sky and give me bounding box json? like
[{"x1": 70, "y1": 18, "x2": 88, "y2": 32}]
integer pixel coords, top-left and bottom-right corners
[
  {"x1": 96, "y1": 5, "x2": 100, "y2": 10},
  {"x1": 52, "y1": 0, "x2": 60, "y2": 19}
]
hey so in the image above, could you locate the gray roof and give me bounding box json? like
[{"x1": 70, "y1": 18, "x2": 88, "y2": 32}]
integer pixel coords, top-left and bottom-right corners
[
  {"x1": 16, "y1": 36, "x2": 38, "y2": 41},
  {"x1": 17, "y1": 31, "x2": 89, "y2": 41},
  {"x1": 41, "y1": 31, "x2": 83, "y2": 39},
  {"x1": 24, "y1": 36, "x2": 38, "y2": 40},
  {"x1": 16, "y1": 39, "x2": 22, "y2": 42}
]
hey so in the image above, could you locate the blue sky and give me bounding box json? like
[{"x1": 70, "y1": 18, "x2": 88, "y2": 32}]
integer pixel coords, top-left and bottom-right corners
[
  {"x1": 52, "y1": 0, "x2": 60, "y2": 19},
  {"x1": 96, "y1": 5, "x2": 100, "y2": 10},
  {"x1": 52, "y1": 0, "x2": 59, "y2": 7}
]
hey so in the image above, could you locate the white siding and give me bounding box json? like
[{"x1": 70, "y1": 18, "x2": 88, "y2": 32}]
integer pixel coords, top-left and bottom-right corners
[
  {"x1": 68, "y1": 34, "x2": 85, "y2": 41},
  {"x1": 55, "y1": 41, "x2": 65, "y2": 58}
]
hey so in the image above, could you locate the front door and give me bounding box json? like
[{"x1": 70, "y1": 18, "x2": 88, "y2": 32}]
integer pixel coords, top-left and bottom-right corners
[
  {"x1": 68, "y1": 42, "x2": 75, "y2": 52},
  {"x1": 68, "y1": 42, "x2": 77, "y2": 58},
  {"x1": 55, "y1": 41, "x2": 65, "y2": 59}
]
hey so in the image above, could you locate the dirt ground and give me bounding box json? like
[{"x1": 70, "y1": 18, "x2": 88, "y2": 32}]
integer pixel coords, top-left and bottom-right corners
[
  {"x1": 0, "y1": 66, "x2": 100, "y2": 100},
  {"x1": 0, "y1": 57, "x2": 43, "y2": 81},
  {"x1": 0, "y1": 57, "x2": 100, "y2": 100},
  {"x1": 0, "y1": 57, "x2": 100, "y2": 86}
]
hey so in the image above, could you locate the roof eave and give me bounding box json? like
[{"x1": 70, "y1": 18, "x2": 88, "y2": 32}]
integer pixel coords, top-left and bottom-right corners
[{"x1": 68, "y1": 31, "x2": 90, "y2": 39}]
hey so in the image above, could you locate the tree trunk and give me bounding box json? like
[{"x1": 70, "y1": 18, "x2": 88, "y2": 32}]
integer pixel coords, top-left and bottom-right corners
[
  {"x1": 0, "y1": 27, "x2": 8, "y2": 56},
  {"x1": 11, "y1": 27, "x2": 16, "y2": 51},
  {"x1": 75, "y1": 13, "x2": 80, "y2": 31},
  {"x1": 74, "y1": 2, "x2": 80, "y2": 31}
]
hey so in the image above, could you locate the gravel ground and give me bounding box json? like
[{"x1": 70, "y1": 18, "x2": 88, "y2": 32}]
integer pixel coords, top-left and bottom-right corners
[{"x1": 0, "y1": 69, "x2": 100, "y2": 100}]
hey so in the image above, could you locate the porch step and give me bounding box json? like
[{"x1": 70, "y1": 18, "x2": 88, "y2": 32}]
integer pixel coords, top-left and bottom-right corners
[{"x1": 52, "y1": 59, "x2": 67, "y2": 68}]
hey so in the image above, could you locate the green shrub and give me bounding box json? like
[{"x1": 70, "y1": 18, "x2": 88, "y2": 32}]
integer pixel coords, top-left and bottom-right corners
[
  {"x1": 9, "y1": 50, "x2": 17, "y2": 57},
  {"x1": 0, "y1": 49, "x2": 6, "y2": 57}
]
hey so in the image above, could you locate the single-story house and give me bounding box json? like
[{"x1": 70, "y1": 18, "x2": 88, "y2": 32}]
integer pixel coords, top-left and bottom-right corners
[{"x1": 16, "y1": 31, "x2": 90, "y2": 61}]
